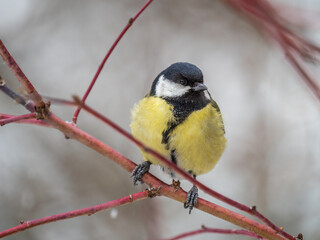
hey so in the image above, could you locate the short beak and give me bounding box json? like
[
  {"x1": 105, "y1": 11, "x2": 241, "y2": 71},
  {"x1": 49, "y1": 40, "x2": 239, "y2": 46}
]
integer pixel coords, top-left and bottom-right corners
[{"x1": 192, "y1": 82, "x2": 207, "y2": 92}]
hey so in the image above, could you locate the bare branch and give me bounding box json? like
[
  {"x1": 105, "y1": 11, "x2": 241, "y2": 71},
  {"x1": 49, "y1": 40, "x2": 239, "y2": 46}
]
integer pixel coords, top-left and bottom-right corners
[
  {"x1": 0, "y1": 40, "x2": 45, "y2": 108},
  {"x1": 157, "y1": 226, "x2": 265, "y2": 240},
  {"x1": 225, "y1": 0, "x2": 320, "y2": 105},
  {"x1": 0, "y1": 113, "x2": 36, "y2": 126},
  {"x1": 0, "y1": 113, "x2": 51, "y2": 127},
  {"x1": 0, "y1": 190, "x2": 149, "y2": 238},
  {"x1": 0, "y1": 76, "x2": 35, "y2": 112}
]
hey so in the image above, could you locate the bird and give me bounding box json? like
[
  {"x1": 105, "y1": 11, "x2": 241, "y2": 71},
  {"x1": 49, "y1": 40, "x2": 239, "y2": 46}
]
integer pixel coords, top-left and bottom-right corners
[{"x1": 130, "y1": 62, "x2": 226, "y2": 213}]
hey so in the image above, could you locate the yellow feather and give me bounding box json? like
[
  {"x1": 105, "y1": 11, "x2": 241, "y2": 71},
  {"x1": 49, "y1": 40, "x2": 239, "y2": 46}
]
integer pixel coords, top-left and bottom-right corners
[{"x1": 130, "y1": 96, "x2": 226, "y2": 176}]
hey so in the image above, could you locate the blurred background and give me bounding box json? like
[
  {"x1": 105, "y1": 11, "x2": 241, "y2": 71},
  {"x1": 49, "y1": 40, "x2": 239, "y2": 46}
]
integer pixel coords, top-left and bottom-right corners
[{"x1": 1, "y1": 0, "x2": 320, "y2": 239}]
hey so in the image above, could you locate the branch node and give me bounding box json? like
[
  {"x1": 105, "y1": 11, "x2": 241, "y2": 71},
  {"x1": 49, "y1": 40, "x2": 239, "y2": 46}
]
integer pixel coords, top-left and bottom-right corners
[
  {"x1": 251, "y1": 205, "x2": 257, "y2": 213},
  {"x1": 171, "y1": 179, "x2": 181, "y2": 192},
  {"x1": 72, "y1": 95, "x2": 82, "y2": 106},
  {"x1": 147, "y1": 186, "x2": 162, "y2": 198},
  {"x1": 34, "y1": 101, "x2": 51, "y2": 120},
  {"x1": 0, "y1": 75, "x2": 5, "y2": 86},
  {"x1": 297, "y1": 233, "x2": 303, "y2": 240},
  {"x1": 128, "y1": 17, "x2": 134, "y2": 25},
  {"x1": 129, "y1": 194, "x2": 133, "y2": 202},
  {"x1": 19, "y1": 220, "x2": 24, "y2": 225}
]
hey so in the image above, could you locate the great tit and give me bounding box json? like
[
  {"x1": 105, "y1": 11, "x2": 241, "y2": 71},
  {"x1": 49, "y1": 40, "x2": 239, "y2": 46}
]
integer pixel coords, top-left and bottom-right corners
[{"x1": 130, "y1": 62, "x2": 226, "y2": 213}]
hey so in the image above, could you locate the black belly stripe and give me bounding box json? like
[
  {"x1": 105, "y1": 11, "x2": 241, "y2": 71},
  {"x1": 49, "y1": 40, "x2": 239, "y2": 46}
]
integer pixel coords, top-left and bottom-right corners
[
  {"x1": 162, "y1": 121, "x2": 180, "y2": 145},
  {"x1": 170, "y1": 149, "x2": 177, "y2": 165}
]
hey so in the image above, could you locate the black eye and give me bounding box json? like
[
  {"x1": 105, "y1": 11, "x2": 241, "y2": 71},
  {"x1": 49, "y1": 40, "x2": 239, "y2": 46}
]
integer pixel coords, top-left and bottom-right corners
[{"x1": 180, "y1": 79, "x2": 188, "y2": 86}]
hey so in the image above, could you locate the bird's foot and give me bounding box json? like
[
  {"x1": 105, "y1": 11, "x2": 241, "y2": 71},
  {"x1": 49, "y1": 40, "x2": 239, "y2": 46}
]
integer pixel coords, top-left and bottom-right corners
[
  {"x1": 184, "y1": 185, "x2": 198, "y2": 214},
  {"x1": 131, "y1": 161, "x2": 151, "y2": 185}
]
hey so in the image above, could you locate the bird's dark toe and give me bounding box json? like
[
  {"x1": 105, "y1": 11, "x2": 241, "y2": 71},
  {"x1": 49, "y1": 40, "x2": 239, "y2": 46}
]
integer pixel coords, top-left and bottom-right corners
[
  {"x1": 184, "y1": 185, "x2": 198, "y2": 214},
  {"x1": 131, "y1": 161, "x2": 151, "y2": 185}
]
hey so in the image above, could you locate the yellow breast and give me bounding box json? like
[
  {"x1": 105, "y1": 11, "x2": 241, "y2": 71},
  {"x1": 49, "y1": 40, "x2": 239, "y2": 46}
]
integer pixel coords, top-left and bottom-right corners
[
  {"x1": 130, "y1": 96, "x2": 226, "y2": 176},
  {"x1": 169, "y1": 103, "x2": 226, "y2": 175}
]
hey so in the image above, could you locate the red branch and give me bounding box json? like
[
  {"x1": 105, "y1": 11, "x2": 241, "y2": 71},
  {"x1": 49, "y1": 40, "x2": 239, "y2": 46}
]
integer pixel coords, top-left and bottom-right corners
[
  {"x1": 157, "y1": 226, "x2": 265, "y2": 240},
  {"x1": 225, "y1": 0, "x2": 320, "y2": 103},
  {"x1": 0, "y1": 40, "x2": 44, "y2": 107},
  {"x1": 72, "y1": 0, "x2": 154, "y2": 124},
  {"x1": 0, "y1": 190, "x2": 149, "y2": 238},
  {"x1": 0, "y1": 113, "x2": 36, "y2": 126},
  {"x1": 0, "y1": 77, "x2": 35, "y2": 112},
  {"x1": 0, "y1": 113, "x2": 51, "y2": 127}
]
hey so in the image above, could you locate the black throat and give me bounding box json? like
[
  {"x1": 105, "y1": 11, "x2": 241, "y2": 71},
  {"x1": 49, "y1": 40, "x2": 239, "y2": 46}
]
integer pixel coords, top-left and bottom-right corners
[{"x1": 165, "y1": 91, "x2": 209, "y2": 122}]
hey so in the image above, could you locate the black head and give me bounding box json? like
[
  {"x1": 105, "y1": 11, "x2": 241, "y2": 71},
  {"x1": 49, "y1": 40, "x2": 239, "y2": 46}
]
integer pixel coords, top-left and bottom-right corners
[{"x1": 150, "y1": 62, "x2": 207, "y2": 98}]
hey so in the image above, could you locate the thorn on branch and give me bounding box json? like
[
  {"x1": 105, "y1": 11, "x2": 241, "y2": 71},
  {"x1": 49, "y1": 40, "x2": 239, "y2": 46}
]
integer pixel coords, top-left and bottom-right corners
[
  {"x1": 128, "y1": 17, "x2": 134, "y2": 25},
  {"x1": 147, "y1": 186, "x2": 162, "y2": 198},
  {"x1": 19, "y1": 220, "x2": 24, "y2": 224}
]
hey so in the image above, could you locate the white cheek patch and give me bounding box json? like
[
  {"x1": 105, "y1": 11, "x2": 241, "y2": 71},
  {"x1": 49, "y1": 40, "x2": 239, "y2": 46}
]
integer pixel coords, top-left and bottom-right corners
[{"x1": 155, "y1": 75, "x2": 191, "y2": 98}]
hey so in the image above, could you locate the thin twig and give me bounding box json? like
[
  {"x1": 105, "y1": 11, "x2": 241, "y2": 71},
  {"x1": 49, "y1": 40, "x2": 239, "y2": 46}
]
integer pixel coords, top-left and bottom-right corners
[
  {"x1": 157, "y1": 226, "x2": 265, "y2": 240},
  {"x1": 0, "y1": 76, "x2": 35, "y2": 112},
  {"x1": 0, "y1": 190, "x2": 149, "y2": 238},
  {"x1": 0, "y1": 113, "x2": 36, "y2": 126},
  {"x1": 72, "y1": 0, "x2": 154, "y2": 124},
  {"x1": 0, "y1": 40, "x2": 44, "y2": 107},
  {"x1": 225, "y1": 0, "x2": 320, "y2": 105},
  {"x1": 0, "y1": 113, "x2": 51, "y2": 127}
]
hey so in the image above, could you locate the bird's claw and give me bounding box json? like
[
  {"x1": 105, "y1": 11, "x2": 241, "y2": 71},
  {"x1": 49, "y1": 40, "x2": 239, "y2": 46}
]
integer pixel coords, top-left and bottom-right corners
[
  {"x1": 131, "y1": 161, "x2": 151, "y2": 185},
  {"x1": 184, "y1": 185, "x2": 198, "y2": 214}
]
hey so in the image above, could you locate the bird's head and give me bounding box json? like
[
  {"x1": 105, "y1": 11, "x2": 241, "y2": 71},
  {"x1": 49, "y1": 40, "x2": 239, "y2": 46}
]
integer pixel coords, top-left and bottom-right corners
[{"x1": 150, "y1": 62, "x2": 207, "y2": 99}]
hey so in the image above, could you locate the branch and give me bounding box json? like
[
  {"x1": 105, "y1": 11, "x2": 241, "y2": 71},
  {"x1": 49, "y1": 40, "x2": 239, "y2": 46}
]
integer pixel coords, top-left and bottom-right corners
[
  {"x1": 0, "y1": 113, "x2": 51, "y2": 127},
  {"x1": 72, "y1": 0, "x2": 154, "y2": 124},
  {"x1": 0, "y1": 190, "x2": 149, "y2": 238},
  {"x1": 0, "y1": 76, "x2": 35, "y2": 112},
  {"x1": 0, "y1": 40, "x2": 44, "y2": 108},
  {"x1": 225, "y1": 0, "x2": 320, "y2": 104},
  {"x1": 0, "y1": 113, "x2": 36, "y2": 126},
  {"x1": 157, "y1": 225, "x2": 265, "y2": 240}
]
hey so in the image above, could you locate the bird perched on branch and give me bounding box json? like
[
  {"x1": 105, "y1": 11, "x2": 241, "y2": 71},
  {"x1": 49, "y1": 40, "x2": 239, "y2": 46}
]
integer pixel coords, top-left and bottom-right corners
[{"x1": 130, "y1": 62, "x2": 226, "y2": 213}]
